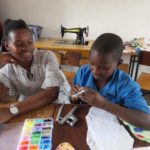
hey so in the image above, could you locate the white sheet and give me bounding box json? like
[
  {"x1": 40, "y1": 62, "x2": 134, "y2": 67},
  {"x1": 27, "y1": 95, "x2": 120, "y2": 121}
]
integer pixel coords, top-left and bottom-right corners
[{"x1": 86, "y1": 107, "x2": 134, "y2": 150}]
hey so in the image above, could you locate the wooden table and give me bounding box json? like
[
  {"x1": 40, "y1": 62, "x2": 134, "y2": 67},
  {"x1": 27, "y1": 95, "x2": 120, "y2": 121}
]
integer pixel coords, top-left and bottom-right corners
[
  {"x1": 0, "y1": 102, "x2": 149, "y2": 149},
  {"x1": 0, "y1": 102, "x2": 89, "y2": 149},
  {"x1": 34, "y1": 38, "x2": 94, "y2": 59},
  {"x1": 53, "y1": 104, "x2": 150, "y2": 149}
]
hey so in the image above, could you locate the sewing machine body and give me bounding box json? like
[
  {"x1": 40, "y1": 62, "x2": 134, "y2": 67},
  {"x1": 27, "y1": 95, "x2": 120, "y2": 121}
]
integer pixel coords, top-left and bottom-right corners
[{"x1": 61, "y1": 25, "x2": 89, "y2": 45}]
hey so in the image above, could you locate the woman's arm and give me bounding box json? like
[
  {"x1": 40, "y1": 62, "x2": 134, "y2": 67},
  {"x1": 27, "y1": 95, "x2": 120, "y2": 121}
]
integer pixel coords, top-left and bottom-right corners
[
  {"x1": 16, "y1": 86, "x2": 59, "y2": 114},
  {"x1": 0, "y1": 86, "x2": 59, "y2": 123}
]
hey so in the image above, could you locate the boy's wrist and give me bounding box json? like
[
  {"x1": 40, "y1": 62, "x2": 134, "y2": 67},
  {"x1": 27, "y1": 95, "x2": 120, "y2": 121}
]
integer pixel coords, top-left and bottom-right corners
[{"x1": 97, "y1": 96, "x2": 108, "y2": 109}]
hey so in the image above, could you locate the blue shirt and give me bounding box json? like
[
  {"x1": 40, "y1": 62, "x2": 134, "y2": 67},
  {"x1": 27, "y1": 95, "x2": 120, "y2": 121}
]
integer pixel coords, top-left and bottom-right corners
[{"x1": 74, "y1": 64, "x2": 150, "y2": 114}]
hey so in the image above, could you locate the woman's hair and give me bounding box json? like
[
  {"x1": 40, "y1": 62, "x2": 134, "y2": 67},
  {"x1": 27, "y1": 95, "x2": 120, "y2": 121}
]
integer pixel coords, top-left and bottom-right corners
[
  {"x1": 3, "y1": 19, "x2": 30, "y2": 40},
  {"x1": 91, "y1": 33, "x2": 125, "y2": 61}
]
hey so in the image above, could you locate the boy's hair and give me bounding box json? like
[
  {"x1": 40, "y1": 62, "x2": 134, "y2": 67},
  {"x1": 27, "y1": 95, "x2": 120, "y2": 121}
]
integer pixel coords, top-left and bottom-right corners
[
  {"x1": 3, "y1": 19, "x2": 30, "y2": 40},
  {"x1": 91, "y1": 33, "x2": 124, "y2": 61}
]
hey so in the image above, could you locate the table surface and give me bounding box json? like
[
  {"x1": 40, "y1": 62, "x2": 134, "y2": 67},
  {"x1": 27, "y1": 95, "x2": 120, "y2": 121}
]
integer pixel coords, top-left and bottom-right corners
[
  {"x1": 0, "y1": 102, "x2": 150, "y2": 149},
  {"x1": 34, "y1": 38, "x2": 94, "y2": 52}
]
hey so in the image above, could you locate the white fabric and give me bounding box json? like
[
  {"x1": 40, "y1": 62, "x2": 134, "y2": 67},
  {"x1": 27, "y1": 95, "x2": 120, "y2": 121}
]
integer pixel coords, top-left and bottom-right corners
[
  {"x1": 86, "y1": 107, "x2": 134, "y2": 150},
  {"x1": 0, "y1": 49, "x2": 70, "y2": 103}
]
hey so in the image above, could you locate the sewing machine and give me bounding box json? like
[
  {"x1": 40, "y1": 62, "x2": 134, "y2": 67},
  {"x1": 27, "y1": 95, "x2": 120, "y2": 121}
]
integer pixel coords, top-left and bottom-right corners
[{"x1": 61, "y1": 25, "x2": 89, "y2": 45}]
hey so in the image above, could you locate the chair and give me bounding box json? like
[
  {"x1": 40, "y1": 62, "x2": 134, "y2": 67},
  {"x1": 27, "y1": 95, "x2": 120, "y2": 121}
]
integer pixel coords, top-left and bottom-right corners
[
  {"x1": 62, "y1": 52, "x2": 81, "y2": 66},
  {"x1": 136, "y1": 51, "x2": 150, "y2": 94},
  {"x1": 63, "y1": 71, "x2": 76, "y2": 86},
  {"x1": 79, "y1": 58, "x2": 89, "y2": 66},
  {"x1": 61, "y1": 52, "x2": 81, "y2": 86},
  {"x1": 118, "y1": 63, "x2": 129, "y2": 74}
]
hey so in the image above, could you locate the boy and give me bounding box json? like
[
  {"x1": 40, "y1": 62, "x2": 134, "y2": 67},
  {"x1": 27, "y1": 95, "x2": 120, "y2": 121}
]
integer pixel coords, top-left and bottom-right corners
[{"x1": 70, "y1": 33, "x2": 150, "y2": 130}]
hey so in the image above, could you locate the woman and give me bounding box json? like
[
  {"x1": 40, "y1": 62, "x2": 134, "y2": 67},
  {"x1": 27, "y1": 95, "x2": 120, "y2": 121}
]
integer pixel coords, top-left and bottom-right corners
[{"x1": 0, "y1": 19, "x2": 70, "y2": 123}]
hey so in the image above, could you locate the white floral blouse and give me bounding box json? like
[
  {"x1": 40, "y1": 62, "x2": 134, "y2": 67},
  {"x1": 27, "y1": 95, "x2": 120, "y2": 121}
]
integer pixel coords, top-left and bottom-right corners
[{"x1": 0, "y1": 49, "x2": 70, "y2": 103}]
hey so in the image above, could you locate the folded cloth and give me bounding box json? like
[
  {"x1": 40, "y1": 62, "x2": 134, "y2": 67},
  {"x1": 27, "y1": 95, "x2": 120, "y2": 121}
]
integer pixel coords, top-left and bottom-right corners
[
  {"x1": 86, "y1": 107, "x2": 134, "y2": 150},
  {"x1": 123, "y1": 121, "x2": 150, "y2": 143}
]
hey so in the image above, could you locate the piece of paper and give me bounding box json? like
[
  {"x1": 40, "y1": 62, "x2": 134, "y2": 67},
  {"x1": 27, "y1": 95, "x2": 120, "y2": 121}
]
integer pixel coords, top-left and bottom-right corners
[{"x1": 86, "y1": 107, "x2": 134, "y2": 150}]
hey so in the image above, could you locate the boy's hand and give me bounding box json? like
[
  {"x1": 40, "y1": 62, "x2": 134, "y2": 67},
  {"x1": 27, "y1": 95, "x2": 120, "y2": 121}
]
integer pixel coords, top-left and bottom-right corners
[
  {"x1": 0, "y1": 53, "x2": 17, "y2": 64},
  {"x1": 0, "y1": 107, "x2": 13, "y2": 123},
  {"x1": 70, "y1": 85, "x2": 81, "y2": 103},
  {"x1": 0, "y1": 83, "x2": 9, "y2": 100},
  {"x1": 80, "y1": 87, "x2": 106, "y2": 107}
]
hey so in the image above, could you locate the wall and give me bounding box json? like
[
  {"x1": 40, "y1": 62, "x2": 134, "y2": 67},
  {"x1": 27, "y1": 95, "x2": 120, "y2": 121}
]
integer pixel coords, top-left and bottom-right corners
[{"x1": 0, "y1": 0, "x2": 150, "y2": 41}]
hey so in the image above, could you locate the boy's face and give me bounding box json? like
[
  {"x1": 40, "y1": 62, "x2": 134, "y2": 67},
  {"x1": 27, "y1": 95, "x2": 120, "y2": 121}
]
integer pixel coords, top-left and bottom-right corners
[
  {"x1": 5, "y1": 29, "x2": 34, "y2": 64},
  {"x1": 89, "y1": 50, "x2": 119, "y2": 81}
]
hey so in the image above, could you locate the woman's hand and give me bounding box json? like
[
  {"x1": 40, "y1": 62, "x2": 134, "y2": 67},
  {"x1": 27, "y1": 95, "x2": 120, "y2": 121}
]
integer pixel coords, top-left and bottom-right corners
[
  {"x1": 0, "y1": 107, "x2": 13, "y2": 123},
  {"x1": 0, "y1": 53, "x2": 17, "y2": 64},
  {"x1": 80, "y1": 87, "x2": 106, "y2": 107}
]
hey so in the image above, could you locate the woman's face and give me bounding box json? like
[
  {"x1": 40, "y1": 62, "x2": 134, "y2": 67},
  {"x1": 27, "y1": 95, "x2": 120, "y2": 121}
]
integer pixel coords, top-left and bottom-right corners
[
  {"x1": 6, "y1": 29, "x2": 34, "y2": 64},
  {"x1": 89, "y1": 50, "x2": 119, "y2": 81}
]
